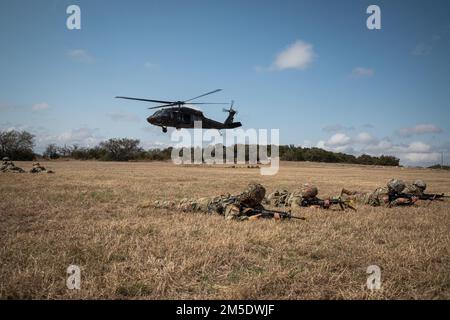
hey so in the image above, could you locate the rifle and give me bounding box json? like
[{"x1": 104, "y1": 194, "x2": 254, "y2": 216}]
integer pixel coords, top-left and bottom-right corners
[
  {"x1": 242, "y1": 206, "x2": 307, "y2": 221},
  {"x1": 387, "y1": 192, "x2": 421, "y2": 207},
  {"x1": 418, "y1": 193, "x2": 449, "y2": 201},
  {"x1": 301, "y1": 198, "x2": 357, "y2": 211},
  {"x1": 388, "y1": 192, "x2": 449, "y2": 207}
]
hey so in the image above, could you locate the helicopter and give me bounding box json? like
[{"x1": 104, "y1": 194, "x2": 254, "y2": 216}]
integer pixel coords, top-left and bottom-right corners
[{"x1": 115, "y1": 89, "x2": 242, "y2": 133}]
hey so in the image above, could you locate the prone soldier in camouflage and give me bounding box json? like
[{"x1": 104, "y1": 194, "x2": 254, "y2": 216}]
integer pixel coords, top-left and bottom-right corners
[
  {"x1": 340, "y1": 179, "x2": 418, "y2": 207},
  {"x1": 403, "y1": 180, "x2": 427, "y2": 196},
  {"x1": 29, "y1": 162, "x2": 54, "y2": 174},
  {"x1": 153, "y1": 183, "x2": 266, "y2": 220},
  {"x1": 265, "y1": 189, "x2": 290, "y2": 207},
  {"x1": 0, "y1": 157, "x2": 25, "y2": 173},
  {"x1": 266, "y1": 184, "x2": 330, "y2": 209}
]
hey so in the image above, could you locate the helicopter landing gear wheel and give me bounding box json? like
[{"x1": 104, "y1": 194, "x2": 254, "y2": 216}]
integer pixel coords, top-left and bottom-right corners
[{"x1": 162, "y1": 127, "x2": 167, "y2": 133}]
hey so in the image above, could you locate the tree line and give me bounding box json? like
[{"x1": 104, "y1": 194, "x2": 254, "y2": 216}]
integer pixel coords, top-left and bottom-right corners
[
  {"x1": 1, "y1": 129, "x2": 400, "y2": 166},
  {"x1": 278, "y1": 145, "x2": 400, "y2": 166}
]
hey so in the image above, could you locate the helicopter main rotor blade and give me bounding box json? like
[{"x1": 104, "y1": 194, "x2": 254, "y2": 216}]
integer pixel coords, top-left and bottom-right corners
[
  {"x1": 184, "y1": 89, "x2": 222, "y2": 102},
  {"x1": 188, "y1": 102, "x2": 229, "y2": 105},
  {"x1": 148, "y1": 103, "x2": 178, "y2": 109},
  {"x1": 116, "y1": 96, "x2": 174, "y2": 104}
]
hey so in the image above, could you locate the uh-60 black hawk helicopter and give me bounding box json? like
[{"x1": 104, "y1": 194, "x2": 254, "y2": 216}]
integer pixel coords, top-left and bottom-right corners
[{"x1": 116, "y1": 89, "x2": 241, "y2": 133}]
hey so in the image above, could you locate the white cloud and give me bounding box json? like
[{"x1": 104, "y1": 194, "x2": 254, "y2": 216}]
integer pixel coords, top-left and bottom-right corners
[
  {"x1": 351, "y1": 67, "x2": 374, "y2": 78},
  {"x1": 0, "y1": 123, "x2": 48, "y2": 136},
  {"x1": 403, "y1": 152, "x2": 441, "y2": 163},
  {"x1": 67, "y1": 49, "x2": 94, "y2": 63},
  {"x1": 32, "y1": 102, "x2": 49, "y2": 111},
  {"x1": 1, "y1": 122, "x2": 175, "y2": 154},
  {"x1": 315, "y1": 128, "x2": 445, "y2": 166},
  {"x1": 363, "y1": 139, "x2": 393, "y2": 153},
  {"x1": 270, "y1": 40, "x2": 315, "y2": 71},
  {"x1": 406, "y1": 141, "x2": 431, "y2": 153},
  {"x1": 327, "y1": 133, "x2": 351, "y2": 146},
  {"x1": 301, "y1": 140, "x2": 313, "y2": 148},
  {"x1": 141, "y1": 140, "x2": 169, "y2": 149},
  {"x1": 316, "y1": 140, "x2": 326, "y2": 149},
  {"x1": 363, "y1": 140, "x2": 441, "y2": 166},
  {"x1": 397, "y1": 124, "x2": 442, "y2": 137},
  {"x1": 36, "y1": 127, "x2": 104, "y2": 150},
  {"x1": 355, "y1": 132, "x2": 377, "y2": 144},
  {"x1": 362, "y1": 140, "x2": 437, "y2": 165}
]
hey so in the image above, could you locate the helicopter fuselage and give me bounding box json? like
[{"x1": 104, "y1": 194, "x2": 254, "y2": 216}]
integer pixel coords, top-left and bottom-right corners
[
  {"x1": 116, "y1": 89, "x2": 241, "y2": 133},
  {"x1": 147, "y1": 106, "x2": 241, "y2": 131}
]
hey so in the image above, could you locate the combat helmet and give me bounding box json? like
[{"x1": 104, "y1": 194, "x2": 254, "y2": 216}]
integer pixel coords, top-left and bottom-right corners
[
  {"x1": 2, "y1": 157, "x2": 9, "y2": 161},
  {"x1": 237, "y1": 183, "x2": 266, "y2": 207},
  {"x1": 300, "y1": 183, "x2": 318, "y2": 199},
  {"x1": 413, "y1": 179, "x2": 427, "y2": 191},
  {"x1": 387, "y1": 179, "x2": 405, "y2": 193}
]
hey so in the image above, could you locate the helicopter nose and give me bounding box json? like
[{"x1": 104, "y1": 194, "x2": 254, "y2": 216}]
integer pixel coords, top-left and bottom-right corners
[{"x1": 147, "y1": 116, "x2": 156, "y2": 124}]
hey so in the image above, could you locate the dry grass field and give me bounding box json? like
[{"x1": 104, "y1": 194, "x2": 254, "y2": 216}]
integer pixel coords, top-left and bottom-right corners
[{"x1": 0, "y1": 160, "x2": 449, "y2": 299}]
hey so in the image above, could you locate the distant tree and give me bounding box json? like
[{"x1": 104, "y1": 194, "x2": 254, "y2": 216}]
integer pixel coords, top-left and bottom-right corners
[
  {"x1": 277, "y1": 144, "x2": 398, "y2": 166},
  {"x1": 428, "y1": 164, "x2": 450, "y2": 170},
  {"x1": 356, "y1": 154, "x2": 375, "y2": 165},
  {"x1": 99, "y1": 138, "x2": 142, "y2": 161},
  {"x1": 43, "y1": 144, "x2": 60, "y2": 159},
  {"x1": 376, "y1": 155, "x2": 400, "y2": 166},
  {"x1": 35, "y1": 139, "x2": 400, "y2": 166},
  {"x1": 0, "y1": 129, "x2": 35, "y2": 160},
  {"x1": 58, "y1": 144, "x2": 72, "y2": 157}
]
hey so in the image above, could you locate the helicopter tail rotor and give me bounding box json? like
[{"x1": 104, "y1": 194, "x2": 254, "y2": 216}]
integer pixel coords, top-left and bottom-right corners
[
  {"x1": 223, "y1": 100, "x2": 239, "y2": 126},
  {"x1": 222, "y1": 100, "x2": 237, "y2": 115}
]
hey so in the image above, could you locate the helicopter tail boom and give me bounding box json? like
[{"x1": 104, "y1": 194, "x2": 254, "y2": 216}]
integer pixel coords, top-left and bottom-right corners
[{"x1": 224, "y1": 121, "x2": 242, "y2": 129}]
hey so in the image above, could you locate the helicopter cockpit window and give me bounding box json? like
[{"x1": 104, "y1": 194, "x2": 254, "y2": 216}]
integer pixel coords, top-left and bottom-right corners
[{"x1": 160, "y1": 110, "x2": 170, "y2": 117}]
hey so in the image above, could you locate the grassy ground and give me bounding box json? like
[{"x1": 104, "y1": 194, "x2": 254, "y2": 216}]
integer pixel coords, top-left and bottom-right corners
[{"x1": 0, "y1": 160, "x2": 449, "y2": 299}]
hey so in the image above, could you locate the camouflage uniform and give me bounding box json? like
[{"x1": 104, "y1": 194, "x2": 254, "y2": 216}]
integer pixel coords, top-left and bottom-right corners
[
  {"x1": 154, "y1": 193, "x2": 232, "y2": 213},
  {"x1": 341, "y1": 179, "x2": 416, "y2": 207},
  {"x1": 153, "y1": 183, "x2": 266, "y2": 221},
  {"x1": 265, "y1": 189, "x2": 290, "y2": 207},
  {"x1": 266, "y1": 184, "x2": 320, "y2": 209},
  {"x1": 29, "y1": 162, "x2": 54, "y2": 174},
  {"x1": 0, "y1": 157, "x2": 25, "y2": 173},
  {"x1": 403, "y1": 180, "x2": 426, "y2": 196}
]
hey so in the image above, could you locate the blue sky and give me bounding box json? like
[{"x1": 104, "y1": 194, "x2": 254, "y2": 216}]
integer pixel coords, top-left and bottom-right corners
[{"x1": 1, "y1": 0, "x2": 449, "y2": 166}]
